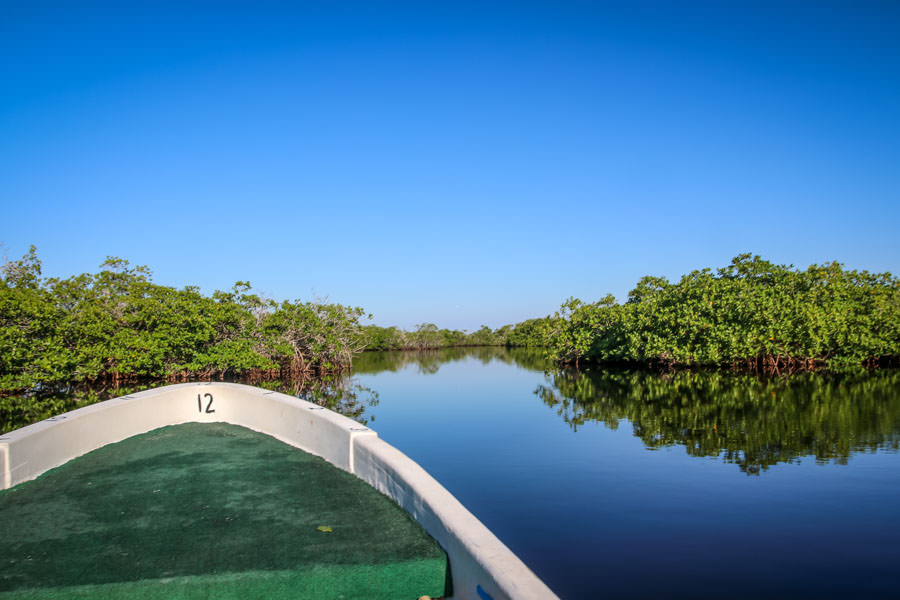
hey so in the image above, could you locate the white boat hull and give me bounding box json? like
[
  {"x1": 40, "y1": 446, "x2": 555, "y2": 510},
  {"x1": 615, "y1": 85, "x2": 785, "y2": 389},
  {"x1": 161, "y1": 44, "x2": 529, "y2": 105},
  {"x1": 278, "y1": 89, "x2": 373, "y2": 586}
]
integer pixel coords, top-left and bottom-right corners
[{"x1": 0, "y1": 382, "x2": 558, "y2": 600}]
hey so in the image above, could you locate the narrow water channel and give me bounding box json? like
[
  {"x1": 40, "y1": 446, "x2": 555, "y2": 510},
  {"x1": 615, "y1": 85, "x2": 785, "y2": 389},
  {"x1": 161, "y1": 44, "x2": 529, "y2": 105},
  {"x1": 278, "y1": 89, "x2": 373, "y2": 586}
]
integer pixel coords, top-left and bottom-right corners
[
  {"x1": 4, "y1": 347, "x2": 898, "y2": 599},
  {"x1": 348, "y1": 347, "x2": 900, "y2": 600}
]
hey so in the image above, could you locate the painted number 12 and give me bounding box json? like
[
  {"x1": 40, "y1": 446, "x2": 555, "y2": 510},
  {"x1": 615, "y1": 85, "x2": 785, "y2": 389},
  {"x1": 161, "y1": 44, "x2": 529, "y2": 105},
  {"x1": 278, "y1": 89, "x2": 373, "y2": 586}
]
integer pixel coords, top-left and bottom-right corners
[{"x1": 198, "y1": 393, "x2": 215, "y2": 413}]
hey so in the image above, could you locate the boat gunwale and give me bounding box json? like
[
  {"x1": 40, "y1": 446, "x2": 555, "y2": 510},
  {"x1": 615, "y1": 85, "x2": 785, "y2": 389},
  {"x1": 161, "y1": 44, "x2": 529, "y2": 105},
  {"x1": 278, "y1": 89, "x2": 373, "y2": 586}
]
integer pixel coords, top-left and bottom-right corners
[{"x1": 0, "y1": 382, "x2": 558, "y2": 600}]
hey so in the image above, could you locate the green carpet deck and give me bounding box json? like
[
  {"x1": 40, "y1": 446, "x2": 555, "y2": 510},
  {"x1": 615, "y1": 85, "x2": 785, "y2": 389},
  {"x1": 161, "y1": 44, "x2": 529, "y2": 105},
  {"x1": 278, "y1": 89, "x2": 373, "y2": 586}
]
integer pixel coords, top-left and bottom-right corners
[{"x1": 0, "y1": 423, "x2": 450, "y2": 599}]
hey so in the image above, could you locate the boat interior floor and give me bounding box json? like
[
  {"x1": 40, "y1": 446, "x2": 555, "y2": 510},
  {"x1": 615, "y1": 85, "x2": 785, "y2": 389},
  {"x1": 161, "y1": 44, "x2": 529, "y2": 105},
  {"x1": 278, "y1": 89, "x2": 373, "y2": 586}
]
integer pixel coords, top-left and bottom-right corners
[{"x1": 0, "y1": 422, "x2": 450, "y2": 599}]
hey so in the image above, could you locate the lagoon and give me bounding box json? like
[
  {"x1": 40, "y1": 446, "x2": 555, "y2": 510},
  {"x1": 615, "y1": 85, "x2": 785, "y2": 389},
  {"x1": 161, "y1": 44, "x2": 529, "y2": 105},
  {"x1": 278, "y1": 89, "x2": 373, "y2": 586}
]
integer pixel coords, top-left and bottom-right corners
[
  {"x1": 348, "y1": 347, "x2": 900, "y2": 599},
  {"x1": 3, "y1": 347, "x2": 898, "y2": 599}
]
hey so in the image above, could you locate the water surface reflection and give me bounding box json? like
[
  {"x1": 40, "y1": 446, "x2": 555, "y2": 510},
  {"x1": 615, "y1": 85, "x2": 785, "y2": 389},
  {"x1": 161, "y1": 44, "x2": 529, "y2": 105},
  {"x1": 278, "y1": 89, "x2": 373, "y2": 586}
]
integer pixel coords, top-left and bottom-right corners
[
  {"x1": 347, "y1": 350, "x2": 900, "y2": 598},
  {"x1": 4, "y1": 348, "x2": 900, "y2": 598},
  {"x1": 536, "y1": 368, "x2": 900, "y2": 474},
  {"x1": 352, "y1": 346, "x2": 548, "y2": 374}
]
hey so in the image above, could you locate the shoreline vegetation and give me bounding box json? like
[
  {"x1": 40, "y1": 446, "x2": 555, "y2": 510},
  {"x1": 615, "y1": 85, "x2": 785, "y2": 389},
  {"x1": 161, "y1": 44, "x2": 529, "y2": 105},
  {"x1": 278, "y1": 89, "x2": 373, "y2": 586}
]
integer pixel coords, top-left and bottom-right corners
[
  {"x1": 1, "y1": 248, "x2": 898, "y2": 397},
  {"x1": 547, "y1": 253, "x2": 898, "y2": 372},
  {"x1": 0, "y1": 247, "x2": 369, "y2": 395}
]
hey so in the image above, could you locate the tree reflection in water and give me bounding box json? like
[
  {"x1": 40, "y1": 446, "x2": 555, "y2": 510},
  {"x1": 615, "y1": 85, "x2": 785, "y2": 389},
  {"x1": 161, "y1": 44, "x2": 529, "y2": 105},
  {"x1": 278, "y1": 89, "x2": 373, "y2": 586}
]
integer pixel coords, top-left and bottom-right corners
[
  {"x1": 536, "y1": 368, "x2": 900, "y2": 474},
  {"x1": 352, "y1": 346, "x2": 549, "y2": 375}
]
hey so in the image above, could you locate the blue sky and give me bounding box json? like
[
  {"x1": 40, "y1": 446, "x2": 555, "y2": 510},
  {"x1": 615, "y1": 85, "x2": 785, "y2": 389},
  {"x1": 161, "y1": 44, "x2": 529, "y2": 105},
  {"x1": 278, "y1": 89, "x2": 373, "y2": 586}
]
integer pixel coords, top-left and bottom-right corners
[{"x1": 2, "y1": 1, "x2": 898, "y2": 330}]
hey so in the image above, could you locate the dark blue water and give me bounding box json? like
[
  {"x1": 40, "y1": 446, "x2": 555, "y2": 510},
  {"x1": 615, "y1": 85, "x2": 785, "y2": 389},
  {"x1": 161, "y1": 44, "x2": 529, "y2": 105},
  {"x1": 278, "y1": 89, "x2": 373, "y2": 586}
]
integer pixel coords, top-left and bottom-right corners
[{"x1": 349, "y1": 348, "x2": 900, "y2": 600}]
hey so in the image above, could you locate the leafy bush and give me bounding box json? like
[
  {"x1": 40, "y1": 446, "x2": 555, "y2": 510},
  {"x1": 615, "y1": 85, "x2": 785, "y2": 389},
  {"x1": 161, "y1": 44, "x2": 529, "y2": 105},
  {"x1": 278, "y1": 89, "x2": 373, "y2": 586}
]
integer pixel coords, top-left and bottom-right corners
[
  {"x1": 0, "y1": 247, "x2": 366, "y2": 394},
  {"x1": 548, "y1": 254, "x2": 899, "y2": 369}
]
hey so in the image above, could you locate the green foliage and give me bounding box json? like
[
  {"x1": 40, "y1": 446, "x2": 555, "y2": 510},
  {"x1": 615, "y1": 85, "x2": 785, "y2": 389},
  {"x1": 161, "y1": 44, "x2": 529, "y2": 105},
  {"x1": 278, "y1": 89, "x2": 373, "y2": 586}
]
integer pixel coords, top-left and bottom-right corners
[
  {"x1": 359, "y1": 325, "x2": 407, "y2": 351},
  {"x1": 548, "y1": 254, "x2": 899, "y2": 369},
  {"x1": 0, "y1": 249, "x2": 367, "y2": 394},
  {"x1": 4, "y1": 248, "x2": 894, "y2": 396},
  {"x1": 503, "y1": 317, "x2": 558, "y2": 348}
]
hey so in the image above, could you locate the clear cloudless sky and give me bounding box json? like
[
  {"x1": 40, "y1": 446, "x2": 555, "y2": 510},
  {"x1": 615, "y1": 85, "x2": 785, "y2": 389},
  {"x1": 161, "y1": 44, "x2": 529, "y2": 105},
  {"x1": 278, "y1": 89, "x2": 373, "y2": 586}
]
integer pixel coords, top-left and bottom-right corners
[{"x1": 2, "y1": 1, "x2": 898, "y2": 330}]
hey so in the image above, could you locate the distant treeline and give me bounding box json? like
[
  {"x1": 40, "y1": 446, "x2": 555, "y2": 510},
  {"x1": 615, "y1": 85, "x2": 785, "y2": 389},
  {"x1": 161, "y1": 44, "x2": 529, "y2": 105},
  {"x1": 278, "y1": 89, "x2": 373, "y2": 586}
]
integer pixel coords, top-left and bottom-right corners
[
  {"x1": 546, "y1": 254, "x2": 899, "y2": 370},
  {"x1": 352, "y1": 345, "x2": 550, "y2": 375},
  {"x1": 358, "y1": 318, "x2": 553, "y2": 352}
]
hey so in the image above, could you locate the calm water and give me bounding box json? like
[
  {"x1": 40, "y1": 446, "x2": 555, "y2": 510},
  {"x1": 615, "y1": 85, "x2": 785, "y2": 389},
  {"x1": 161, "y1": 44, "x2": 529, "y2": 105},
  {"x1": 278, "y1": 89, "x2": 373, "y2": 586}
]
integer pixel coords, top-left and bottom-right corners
[
  {"x1": 348, "y1": 348, "x2": 900, "y2": 600},
  {"x1": 5, "y1": 348, "x2": 899, "y2": 599}
]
